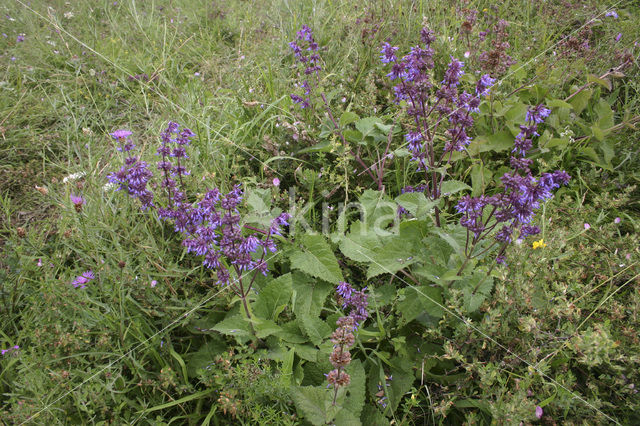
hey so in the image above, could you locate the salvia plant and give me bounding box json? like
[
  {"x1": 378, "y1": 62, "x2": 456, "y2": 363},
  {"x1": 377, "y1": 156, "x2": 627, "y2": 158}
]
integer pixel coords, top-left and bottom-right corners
[{"x1": 82, "y1": 17, "x2": 631, "y2": 426}]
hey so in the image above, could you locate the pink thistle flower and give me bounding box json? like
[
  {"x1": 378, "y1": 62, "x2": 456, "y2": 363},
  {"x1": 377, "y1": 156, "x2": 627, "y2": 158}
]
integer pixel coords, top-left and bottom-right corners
[{"x1": 70, "y1": 194, "x2": 85, "y2": 213}]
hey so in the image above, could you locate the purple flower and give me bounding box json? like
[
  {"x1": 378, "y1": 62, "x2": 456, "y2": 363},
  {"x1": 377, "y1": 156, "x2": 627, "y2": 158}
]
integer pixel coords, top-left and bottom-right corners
[
  {"x1": 535, "y1": 406, "x2": 543, "y2": 419},
  {"x1": 476, "y1": 74, "x2": 495, "y2": 97},
  {"x1": 111, "y1": 129, "x2": 133, "y2": 139},
  {"x1": 380, "y1": 42, "x2": 399, "y2": 63},
  {"x1": 111, "y1": 129, "x2": 135, "y2": 152},
  {"x1": 615, "y1": 33, "x2": 622, "y2": 42},
  {"x1": 605, "y1": 10, "x2": 618, "y2": 19},
  {"x1": 525, "y1": 104, "x2": 551, "y2": 124},
  {"x1": 442, "y1": 56, "x2": 465, "y2": 87},
  {"x1": 70, "y1": 194, "x2": 85, "y2": 212},
  {"x1": 336, "y1": 282, "x2": 369, "y2": 325},
  {"x1": 71, "y1": 270, "x2": 94, "y2": 289},
  {"x1": 16, "y1": 34, "x2": 25, "y2": 42},
  {"x1": 273, "y1": 177, "x2": 280, "y2": 187}
]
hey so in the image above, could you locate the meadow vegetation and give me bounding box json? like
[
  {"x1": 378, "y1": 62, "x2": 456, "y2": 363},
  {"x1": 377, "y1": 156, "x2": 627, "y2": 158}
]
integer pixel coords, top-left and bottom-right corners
[{"x1": 1, "y1": 0, "x2": 639, "y2": 424}]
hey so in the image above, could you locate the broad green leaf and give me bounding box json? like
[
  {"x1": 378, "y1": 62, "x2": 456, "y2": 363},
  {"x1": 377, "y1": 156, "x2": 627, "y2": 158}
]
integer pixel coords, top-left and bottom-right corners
[
  {"x1": 366, "y1": 235, "x2": 420, "y2": 279},
  {"x1": 440, "y1": 180, "x2": 471, "y2": 195},
  {"x1": 291, "y1": 234, "x2": 343, "y2": 284},
  {"x1": 297, "y1": 140, "x2": 333, "y2": 154},
  {"x1": 300, "y1": 315, "x2": 332, "y2": 346},
  {"x1": 291, "y1": 272, "x2": 333, "y2": 317},
  {"x1": 253, "y1": 319, "x2": 282, "y2": 339},
  {"x1": 333, "y1": 409, "x2": 361, "y2": 425},
  {"x1": 396, "y1": 285, "x2": 444, "y2": 324},
  {"x1": 395, "y1": 192, "x2": 438, "y2": 218},
  {"x1": 546, "y1": 98, "x2": 574, "y2": 109},
  {"x1": 340, "y1": 111, "x2": 359, "y2": 127},
  {"x1": 569, "y1": 88, "x2": 593, "y2": 115},
  {"x1": 504, "y1": 102, "x2": 528, "y2": 122},
  {"x1": 282, "y1": 347, "x2": 295, "y2": 383},
  {"x1": 355, "y1": 116, "x2": 382, "y2": 139},
  {"x1": 470, "y1": 130, "x2": 514, "y2": 154},
  {"x1": 459, "y1": 273, "x2": 494, "y2": 313},
  {"x1": 212, "y1": 314, "x2": 251, "y2": 340},
  {"x1": 600, "y1": 139, "x2": 614, "y2": 168},
  {"x1": 292, "y1": 386, "x2": 331, "y2": 426},
  {"x1": 186, "y1": 338, "x2": 226, "y2": 377},
  {"x1": 252, "y1": 273, "x2": 293, "y2": 320},
  {"x1": 275, "y1": 320, "x2": 308, "y2": 344},
  {"x1": 471, "y1": 163, "x2": 492, "y2": 196},
  {"x1": 587, "y1": 74, "x2": 612, "y2": 91},
  {"x1": 359, "y1": 190, "x2": 397, "y2": 231},
  {"x1": 344, "y1": 360, "x2": 366, "y2": 417},
  {"x1": 293, "y1": 344, "x2": 318, "y2": 362},
  {"x1": 339, "y1": 221, "x2": 382, "y2": 263},
  {"x1": 595, "y1": 98, "x2": 614, "y2": 129}
]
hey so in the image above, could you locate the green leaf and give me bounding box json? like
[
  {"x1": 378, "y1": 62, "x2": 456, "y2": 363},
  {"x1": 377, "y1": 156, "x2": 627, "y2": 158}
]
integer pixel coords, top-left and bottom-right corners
[
  {"x1": 299, "y1": 315, "x2": 332, "y2": 346},
  {"x1": 460, "y1": 273, "x2": 494, "y2": 313},
  {"x1": 291, "y1": 234, "x2": 344, "y2": 284},
  {"x1": 366, "y1": 236, "x2": 419, "y2": 279},
  {"x1": 253, "y1": 273, "x2": 293, "y2": 320},
  {"x1": 293, "y1": 344, "x2": 319, "y2": 362},
  {"x1": 291, "y1": 272, "x2": 333, "y2": 318},
  {"x1": 359, "y1": 190, "x2": 397, "y2": 231},
  {"x1": 344, "y1": 360, "x2": 366, "y2": 417},
  {"x1": 292, "y1": 386, "x2": 331, "y2": 426},
  {"x1": 395, "y1": 192, "x2": 438, "y2": 218},
  {"x1": 595, "y1": 98, "x2": 614, "y2": 129},
  {"x1": 355, "y1": 116, "x2": 382, "y2": 139},
  {"x1": 470, "y1": 163, "x2": 492, "y2": 196},
  {"x1": 440, "y1": 180, "x2": 471, "y2": 195},
  {"x1": 297, "y1": 140, "x2": 334, "y2": 154},
  {"x1": 469, "y1": 130, "x2": 514, "y2": 154},
  {"x1": 339, "y1": 221, "x2": 382, "y2": 263},
  {"x1": 569, "y1": 88, "x2": 593, "y2": 115},
  {"x1": 282, "y1": 347, "x2": 295, "y2": 383},
  {"x1": 275, "y1": 320, "x2": 308, "y2": 344},
  {"x1": 546, "y1": 98, "x2": 574, "y2": 109},
  {"x1": 397, "y1": 285, "x2": 444, "y2": 324},
  {"x1": 253, "y1": 319, "x2": 282, "y2": 339},
  {"x1": 186, "y1": 338, "x2": 226, "y2": 377},
  {"x1": 212, "y1": 314, "x2": 251, "y2": 339},
  {"x1": 340, "y1": 111, "x2": 360, "y2": 127},
  {"x1": 587, "y1": 74, "x2": 612, "y2": 91},
  {"x1": 504, "y1": 102, "x2": 528, "y2": 122}
]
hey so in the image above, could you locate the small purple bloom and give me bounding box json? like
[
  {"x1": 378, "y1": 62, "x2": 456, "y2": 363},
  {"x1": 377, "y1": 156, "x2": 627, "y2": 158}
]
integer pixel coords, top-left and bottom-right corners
[
  {"x1": 71, "y1": 270, "x2": 95, "y2": 289},
  {"x1": 16, "y1": 34, "x2": 25, "y2": 42},
  {"x1": 614, "y1": 217, "x2": 621, "y2": 224},
  {"x1": 110, "y1": 129, "x2": 132, "y2": 139},
  {"x1": 273, "y1": 177, "x2": 280, "y2": 187},
  {"x1": 615, "y1": 33, "x2": 622, "y2": 42},
  {"x1": 380, "y1": 42, "x2": 399, "y2": 64},
  {"x1": 605, "y1": 10, "x2": 618, "y2": 19},
  {"x1": 70, "y1": 194, "x2": 85, "y2": 212},
  {"x1": 584, "y1": 223, "x2": 591, "y2": 230},
  {"x1": 535, "y1": 406, "x2": 543, "y2": 419}
]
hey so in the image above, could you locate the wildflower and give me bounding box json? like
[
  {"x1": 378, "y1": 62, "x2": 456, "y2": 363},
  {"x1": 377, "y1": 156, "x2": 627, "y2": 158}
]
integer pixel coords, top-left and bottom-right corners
[
  {"x1": 151, "y1": 280, "x2": 157, "y2": 288},
  {"x1": 16, "y1": 34, "x2": 25, "y2": 42},
  {"x1": 605, "y1": 10, "x2": 618, "y2": 19},
  {"x1": 614, "y1": 217, "x2": 621, "y2": 224},
  {"x1": 37, "y1": 258, "x2": 43, "y2": 267},
  {"x1": 272, "y1": 177, "x2": 280, "y2": 187},
  {"x1": 70, "y1": 194, "x2": 85, "y2": 213},
  {"x1": 111, "y1": 129, "x2": 135, "y2": 152},
  {"x1": 71, "y1": 270, "x2": 94, "y2": 289},
  {"x1": 535, "y1": 406, "x2": 543, "y2": 419},
  {"x1": 1, "y1": 345, "x2": 19, "y2": 356},
  {"x1": 63, "y1": 171, "x2": 86, "y2": 183},
  {"x1": 532, "y1": 239, "x2": 546, "y2": 250},
  {"x1": 584, "y1": 223, "x2": 591, "y2": 230},
  {"x1": 615, "y1": 33, "x2": 622, "y2": 42}
]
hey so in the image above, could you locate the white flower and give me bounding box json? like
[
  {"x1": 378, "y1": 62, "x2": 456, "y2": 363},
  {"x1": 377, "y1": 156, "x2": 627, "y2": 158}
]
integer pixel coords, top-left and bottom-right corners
[
  {"x1": 62, "y1": 171, "x2": 86, "y2": 183},
  {"x1": 102, "y1": 182, "x2": 117, "y2": 191}
]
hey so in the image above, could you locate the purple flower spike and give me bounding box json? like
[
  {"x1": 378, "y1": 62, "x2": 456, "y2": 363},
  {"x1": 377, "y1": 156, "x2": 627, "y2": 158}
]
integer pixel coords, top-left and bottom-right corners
[{"x1": 380, "y1": 42, "x2": 399, "y2": 64}]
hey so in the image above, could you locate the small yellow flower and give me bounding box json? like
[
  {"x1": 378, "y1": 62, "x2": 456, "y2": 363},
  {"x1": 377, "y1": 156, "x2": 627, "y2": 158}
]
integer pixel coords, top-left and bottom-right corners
[{"x1": 532, "y1": 239, "x2": 547, "y2": 250}]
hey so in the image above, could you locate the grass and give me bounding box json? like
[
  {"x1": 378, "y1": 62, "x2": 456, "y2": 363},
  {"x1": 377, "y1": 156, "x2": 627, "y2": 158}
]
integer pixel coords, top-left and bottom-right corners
[{"x1": 1, "y1": 0, "x2": 639, "y2": 423}]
